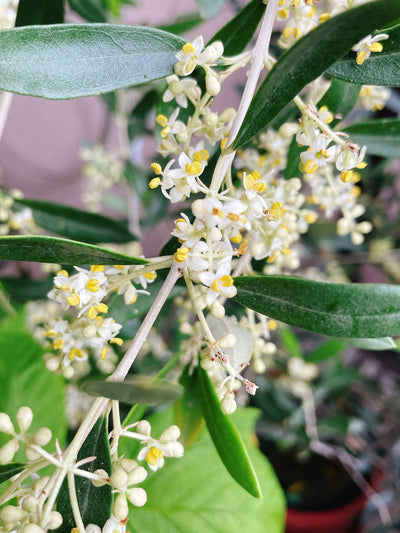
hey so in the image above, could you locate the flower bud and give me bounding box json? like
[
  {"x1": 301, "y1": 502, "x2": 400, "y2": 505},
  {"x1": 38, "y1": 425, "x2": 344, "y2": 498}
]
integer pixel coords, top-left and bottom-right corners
[
  {"x1": 47, "y1": 511, "x2": 63, "y2": 530},
  {"x1": 0, "y1": 413, "x2": 15, "y2": 435},
  {"x1": 219, "y1": 108, "x2": 236, "y2": 122},
  {"x1": 166, "y1": 441, "x2": 184, "y2": 457},
  {"x1": 205, "y1": 74, "x2": 221, "y2": 96},
  {"x1": 160, "y1": 425, "x2": 180, "y2": 443},
  {"x1": 126, "y1": 487, "x2": 147, "y2": 507},
  {"x1": 136, "y1": 420, "x2": 151, "y2": 436},
  {"x1": 22, "y1": 496, "x2": 38, "y2": 513},
  {"x1": 221, "y1": 394, "x2": 237, "y2": 415},
  {"x1": 109, "y1": 465, "x2": 128, "y2": 490},
  {"x1": 20, "y1": 524, "x2": 45, "y2": 533},
  {"x1": 351, "y1": 231, "x2": 364, "y2": 245},
  {"x1": 86, "y1": 525, "x2": 102, "y2": 533},
  {"x1": 127, "y1": 466, "x2": 147, "y2": 486},
  {"x1": 210, "y1": 300, "x2": 225, "y2": 318},
  {"x1": 45, "y1": 357, "x2": 60, "y2": 372},
  {"x1": 253, "y1": 358, "x2": 267, "y2": 374},
  {"x1": 0, "y1": 439, "x2": 18, "y2": 465},
  {"x1": 120, "y1": 458, "x2": 137, "y2": 473},
  {"x1": 16, "y1": 407, "x2": 33, "y2": 433},
  {"x1": 25, "y1": 446, "x2": 41, "y2": 462},
  {"x1": 0, "y1": 505, "x2": 26, "y2": 524},
  {"x1": 218, "y1": 333, "x2": 237, "y2": 349},
  {"x1": 92, "y1": 469, "x2": 109, "y2": 487},
  {"x1": 112, "y1": 493, "x2": 128, "y2": 521},
  {"x1": 200, "y1": 355, "x2": 214, "y2": 370},
  {"x1": 33, "y1": 427, "x2": 52, "y2": 447},
  {"x1": 202, "y1": 42, "x2": 224, "y2": 63},
  {"x1": 83, "y1": 325, "x2": 97, "y2": 338}
]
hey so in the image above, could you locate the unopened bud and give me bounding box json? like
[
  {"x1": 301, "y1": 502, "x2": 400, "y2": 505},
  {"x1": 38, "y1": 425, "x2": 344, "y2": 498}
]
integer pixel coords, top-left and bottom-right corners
[
  {"x1": 112, "y1": 493, "x2": 128, "y2": 521},
  {"x1": 22, "y1": 496, "x2": 38, "y2": 513},
  {"x1": 0, "y1": 439, "x2": 18, "y2": 465},
  {"x1": 33, "y1": 427, "x2": 52, "y2": 447},
  {"x1": 136, "y1": 420, "x2": 151, "y2": 436},
  {"x1": 25, "y1": 446, "x2": 41, "y2": 462},
  {"x1": 0, "y1": 413, "x2": 15, "y2": 435},
  {"x1": 109, "y1": 465, "x2": 128, "y2": 490},
  {"x1": 83, "y1": 325, "x2": 97, "y2": 338},
  {"x1": 16, "y1": 407, "x2": 33, "y2": 433},
  {"x1": 92, "y1": 469, "x2": 109, "y2": 487},
  {"x1": 205, "y1": 74, "x2": 221, "y2": 96},
  {"x1": 126, "y1": 487, "x2": 147, "y2": 507},
  {"x1": 218, "y1": 333, "x2": 237, "y2": 349},
  {"x1": 200, "y1": 355, "x2": 214, "y2": 370},
  {"x1": 120, "y1": 458, "x2": 137, "y2": 473},
  {"x1": 221, "y1": 394, "x2": 237, "y2": 415},
  {"x1": 210, "y1": 300, "x2": 225, "y2": 318},
  {"x1": 127, "y1": 466, "x2": 147, "y2": 485},
  {"x1": 45, "y1": 357, "x2": 60, "y2": 372},
  {"x1": 21, "y1": 524, "x2": 45, "y2": 533},
  {"x1": 0, "y1": 505, "x2": 26, "y2": 523},
  {"x1": 47, "y1": 511, "x2": 63, "y2": 530}
]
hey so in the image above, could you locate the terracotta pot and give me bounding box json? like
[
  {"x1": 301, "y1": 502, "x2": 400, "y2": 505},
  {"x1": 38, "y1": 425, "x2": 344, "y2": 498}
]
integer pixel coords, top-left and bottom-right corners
[{"x1": 285, "y1": 489, "x2": 368, "y2": 533}]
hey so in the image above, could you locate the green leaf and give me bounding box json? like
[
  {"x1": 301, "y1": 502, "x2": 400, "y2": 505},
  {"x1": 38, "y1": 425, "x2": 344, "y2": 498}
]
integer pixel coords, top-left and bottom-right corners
[
  {"x1": 16, "y1": 199, "x2": 136, "y2": 244},
  {"x1": 318, "y1": 78, "x2": 361, "y2": 125},
  {"x1": 0, "y1": 327, "x2": 66, "y2": 450},
  {"x1": 343, "y1": 118, "x2": 400, "y2": 158},
  {"x1": 283, "y1": 136, "x2": 304, "y2": 180},
  {"x1": 68, "y1": 0, "x2": 107, "y2": 22},
  {"x1": 307, "y1": 340, "x2": 343, "y2": 363},
  {"x1": 0, "y1": 463, "x2": 26, "y2": 484},
  {"x1": 233, "y1": 275, "x2": 400, "y2": 338},
  {"x1": 208, "y1": 0, "x2": 266, "y2": 55},
  {"x1": 233, "y1": 0, "x2": 400, "y2": 148},
  {"x1": 128, "y1": 88, "x2": 160, "y2": 139},
  {"x1": 16, "y1": 0, "x2": 65, "y2": 26},
  {"x1": 0, "y1": 235, "x2": 148, "y2": 265},
  {"x1": 0, "y1": 276, "x2": 53, "y2": 301},
  {"x1": 127, "y1": 407, "x2": 285, "y2": 533},
  {"x1": 0, "y1": 24, "x2": 185, "y2": 99},
  {"x1": 340, "y1": 336, "x2": 397, "y2": 350},
  {"x1": 174, "y1": 365, "x2": 205, "y2": 448},
  {"x1": 81, "y1": 376, "x2": 184, "y2": 405},
  {"x1": 56, "y1": 417, "x2": 112, "y2": 532},
  {"x1": 195, "y1": 0, "x2": 224, "y2": 19},
  {"x1": 279, "y1": 328, "x2": 303, "y2": 358},
  {"x1": 328, "y1": 23, "x2": 400, "y2": 86},
  {"x1": 198, "y1": 366, "x2": 261, "y2": 498},
  {"x1": 159, "y1": 13, "x2": 204, "y2": 36}
]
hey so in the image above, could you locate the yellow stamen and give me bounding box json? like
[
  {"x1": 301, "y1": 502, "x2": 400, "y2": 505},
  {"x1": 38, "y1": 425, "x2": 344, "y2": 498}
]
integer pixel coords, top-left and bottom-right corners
[
  {"x1": 211, "y1": 279, "x2": 220, "y2": 292},
  {"x1": 369, "y1": 42, "x2": 383, "y2": 53},
  {"x1": 270, "y1": 202, "x2": 283, "y2": 219},
  {"x1": 282, "y1": 247, "x2": 291, "y2": 255},
  {"x1": 161, "y1": 126, "x2": 171, "y2": 138},
  {"x1": 86, "y1": 279, "x2": 100, "y2": 292},
  {"x1": 268, "y1": 319, "x2": 278, "y2": 331},
  {"x1": 151, "y1": 162, "x2": 162, "y2": 175},
  {"x1": 67, "y1": 293, "x2": 80, "y2": 306},
  {"x1": 278, "y1": 8, "x2": 288, "y2": 18},
  {"x1": 253, "y1": 182, "x2": 266, "y2": 193},
  {"x1": 53, "y1": 338, "x2": 63, "y2": 350},
  {"x1": 110, "y1": 338, "x2": 123, "y2": 346},
  {"x1": 146, "y1": 447, "x2": 163, "y2": 466},
  {"x1": 267, "y1": 253, "x2": 276, "y2": 264},
  {"x1": 305, "y1": 213, "x2": 318, "y2": 224},
  {"x1": 68, "y1": 348, "x2": 84, "y2": 361},
  {"x1": 149, "y1": 177, "x2": 161, "y2": 189},
  {"x1": 283, "y1": 27, "x2": 292, "y2": 38},
  {"x1": 356, "y1": 51, "x2": 368, "y2": 65},
  {"x1": 101, "y1": 347, "x2": 108, "y2": 360},
  {"x1": 293, "y1": 28, "x2": 300, "y2": 39},
  {"x1": 357, "y1": 161, "x2": 367, "y2": 169},
  {"x1": 185, "y1": 161, "x2": 202, "y2": 175},
  {"x1": 96, "y1": 303, "x2": 108, "y2": 313},
  {"x1": 221, "y1": 137, "x2": 228, "y2": 149},
  {"x1": 144, "y1": 272, "x2": 157, "y2": 280},
  {"x1": 230, "y1": 234, "x2": 242, "y2": 243},
  {"x1": 174, "y1": 247, "x2": 189, "y2": 263},
  {"x1": 340, "y1": 170, "x2": 353, "y2": 183},
  {"x1": 212, "y1": 207, "x2": 223, "y2": 217},
  {"x1": 182, "y1": 42, "x2": 195, "y2": 55},
  {"x1": 350, "y1": 186, "x2": 361, "y2": 197},
  {"x1": 56, "y1": 269, "x2": 69, "y2": 277},
  {"x1": 228, "y1": 213, "x2": 239, "y2": 222},
  {"x1": 220, "y1": 275, "x2": 234, "y2": 287},
  {"x1": 193, "y1": 150, "x2": 209, "y2": 162},
  {"x1": 303, "y1": 160, "x2": 318, "y2": 174},
  {"x1": 88, "y1": 306, "x2": 97, "y2": 319},
  {"x1": 156, "y1": 114, "x2": 168, "y2": 127},
  {"x1": 90, "y1": 265, "x2": 104, "y2": 272},
  {"x1": 60, "y1": 284, "x2": 70, "y2": 291},
  {"x1": 319, "y1": 12, "x2": 330, "y2": 23},
  {"x1": 45, "y1": 329, "x2": 57, "y2": 338}
]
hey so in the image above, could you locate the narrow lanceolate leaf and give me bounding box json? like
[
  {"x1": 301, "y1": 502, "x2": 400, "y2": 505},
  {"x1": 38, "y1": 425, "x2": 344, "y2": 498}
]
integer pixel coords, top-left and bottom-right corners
[
  {"x1": 67, "y1": 0, "x2": 107, "y2": 23},
  {"x1": 233, "y1": 0, "x2": 400, "y2": 148},
  {"x1": 195, "y1": 0, "x2": 224, "y2": 19},
  {"x1": 0, "y1": 463, "x2": 26, "y2": 484},
  {"x1": 0, "y1": 236, "x2": 147, "y2": 265},
  {"x1": 56, "y1": 417, "x2": 112, "y2": 533},
  {"x1": 81, "y1": 376, "x2": 184, "y2": 406},
  {"x1": 328, "y1": 23, "x2": 400, "y2": 86},
  {"x1": 233, "y1": 276, "x2": 400, "y2": 338},
  {"x1": 343, "y1": 119, "x2": 400, "y2": 158},
  {"x1": 16, "y1": 199, "x2": 136, "y2": 244},
  {"x1": 16, "y1": 0, "x2": 64, "y2": 26},
  {"x1": 339, "y1": 337, "x2": 397, "y2": 351},
  {"x1": 208, "y1": 0, "x2": 266, "y2": 55},
  {"x1": 174, "y1": 365, "x2": 205, "y2": 448},
  {"x1": 198, "y1": 366, "x2": 261, "y2": 499},
  {"x1": 0, "y1": 24, "x2": 185, "y2": 99}
]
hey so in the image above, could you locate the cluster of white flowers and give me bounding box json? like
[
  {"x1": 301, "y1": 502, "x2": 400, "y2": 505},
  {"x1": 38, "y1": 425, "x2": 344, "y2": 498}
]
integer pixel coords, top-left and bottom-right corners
[
  {"x1": 41, "y1": 263, "x2": 157, "y2": 377},
  {"x1": 0, "y1": 189, "x2": 36, "y2": 236},
  {"x1": 80, "y1": 145, "x2": 125, "y2": 213}
]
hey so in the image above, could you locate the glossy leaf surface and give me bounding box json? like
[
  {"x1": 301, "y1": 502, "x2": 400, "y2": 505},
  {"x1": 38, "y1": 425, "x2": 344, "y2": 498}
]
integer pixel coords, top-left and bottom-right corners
[
  {"x1": 343, "y1": 118, "x2": 400, "y2": 158},
  {"x1": 0, "y1": 24, "x2": 185, "y2": 99},
  {"x1": 198, "y1": 366, "x2": 261, "y2": 498},
  {"x1": 0, "y1": 235, "x2": 147, "y2": 265},
  {"x1": 234, "y1": 0, "x2": 400, "y2": 148},
  {"x1": 0, "y1": 463, "x2": 26, "y2": 484},
  {"x1": 328, "y1": 24, "x2": 400, "y2": 86},
  {"x1": 81, "y1": 376, "x2": 184, "y2": 405},
  {"x1": 16, "y1": 199, "x2": 136, "y2": 244},
  {"x1": 174, "y1": 365, "x2": 205, "y2": 448},
  {"x1": 56, "y1": 417, "x2": 112, "y2": 532},
  {"x1": 233, "y1": 276, "x2": 400, "y2": 338}
]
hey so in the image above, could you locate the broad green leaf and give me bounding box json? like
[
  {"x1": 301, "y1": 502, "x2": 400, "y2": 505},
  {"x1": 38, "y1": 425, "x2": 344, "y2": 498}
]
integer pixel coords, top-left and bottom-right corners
[
  {"x1": 127, "y1": 407, "x2": 285, "y2": 533},
  {"x1": 56, "y1": 417, "x2": 112, "y2": 532},
  {"x1": 233, "y1": 275, "x2": 400, "y2": 338},
  {"x1": 279, "y1": 328, "x2": 303, "y2": 358},
  {"x1": 0, "y1": 276, "x2": 53, "y2": 301},
  {"x1": 174, "y1": 365, "x2": 205, "y2": 448},
  {"x1": 16, "y1": 199, "x2": 136, "y2": 244},
  {"x1": 343, "y1": 119, "x2": 400, "y2": 158},
  {"x1": 307, "y1": 340, "x2": 343, "y2": 363},
  {"x1": 340, "y1": 336, "x2": 397, "y2": 351},
  {"x1": 195, "y1": 0, "x2": 224, "y2": 19},
  {"x1": 328, "y1": 24, "x2": 400, "y2": 86},
  {"x1": 0, "y1": 463, "x2": 26, "y2": 484},
  {"x1": 0, "y1": 25, "x2": 185, "y2": 99},
  {"x1": 81, "y1": 376, "x2": 184, "y2": 405},
  {"x1": 198, "y1": 366, "x2": 261, "y2": 498},
  {"x1": 233, "y1": 0, "x2": 400, "y2": 148},
  {"x1": 16, "y1": 0, "x2": 64, "y2": 26},
  {"x1": 0, "y1": 235, "x2": 147, "y2": 265},
  {"x1": 68, "y1": 0, "x2": 107, "y2": 22},
  {"x1": 318, "y1": 78, "x2": 361, "y2": 126},
  {"x1": 0, "y1": 328, "x2": 66, "y2": 450},
  {"x1": 208, "y1": 0, "x2": 266, "y2": 55}
]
